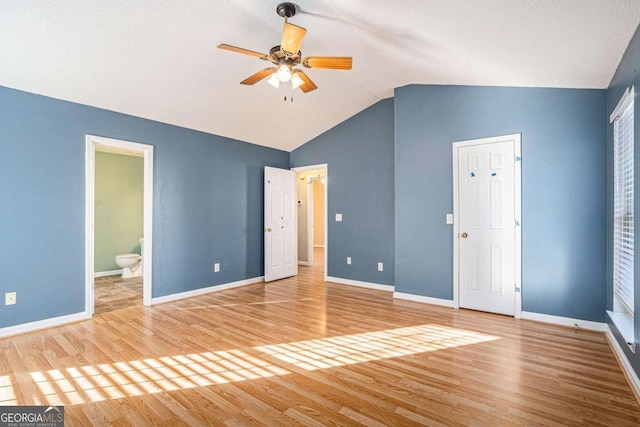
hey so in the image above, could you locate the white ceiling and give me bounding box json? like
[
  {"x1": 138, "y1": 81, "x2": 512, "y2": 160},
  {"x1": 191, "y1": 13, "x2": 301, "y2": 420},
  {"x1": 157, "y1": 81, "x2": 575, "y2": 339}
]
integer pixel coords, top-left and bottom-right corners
[{"x1": 1, "y1": 1, "x2": 639, "y2": 152}]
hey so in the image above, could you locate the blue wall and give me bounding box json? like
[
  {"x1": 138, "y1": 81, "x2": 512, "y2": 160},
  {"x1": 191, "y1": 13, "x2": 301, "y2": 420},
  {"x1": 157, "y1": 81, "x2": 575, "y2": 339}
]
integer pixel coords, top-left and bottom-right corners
[
  {"x1": 395, "y1": 85, "x2": 607, "y2": 321},
  {"x1": 0, "y1": 86, "x2": 288, "y2": 329},
  {"x1": 0, "y1": 63, "x2": 619, "y2": 334},
  {"x1": 607, "y1": 24, "x2": 640, "y2": 374},
  {"x1": 291, "y1": 99, "x2": 395, "y2": 285}
]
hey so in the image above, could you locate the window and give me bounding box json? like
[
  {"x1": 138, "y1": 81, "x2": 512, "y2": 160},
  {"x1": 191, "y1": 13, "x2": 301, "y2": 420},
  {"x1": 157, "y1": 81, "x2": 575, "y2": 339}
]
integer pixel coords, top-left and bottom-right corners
[{"x1": 612, "y1": 86, "x2": 635, "y2": 316}]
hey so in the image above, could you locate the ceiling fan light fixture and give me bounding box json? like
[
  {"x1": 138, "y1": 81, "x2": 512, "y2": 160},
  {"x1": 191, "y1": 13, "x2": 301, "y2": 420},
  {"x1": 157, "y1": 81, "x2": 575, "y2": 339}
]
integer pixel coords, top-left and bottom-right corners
[
  {"x1": 291, "y1": 72, "x2": 304, "y2": 90},
  {"x1": 267, "y1": 73, "x2": 280, "y2": 88},
  {"x1": 218, "y1": 2, "x2": 352, "y2": 95},
  {"x1": 276, "y1": 63, "x2": 292, "y2": 82}
]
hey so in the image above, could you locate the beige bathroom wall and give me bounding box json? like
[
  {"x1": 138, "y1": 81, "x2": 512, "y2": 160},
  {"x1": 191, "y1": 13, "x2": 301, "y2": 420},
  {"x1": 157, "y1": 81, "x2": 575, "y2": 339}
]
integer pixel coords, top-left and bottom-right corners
[{"x1": 95, "y1": 152, "x2": 143, "y2": 272}]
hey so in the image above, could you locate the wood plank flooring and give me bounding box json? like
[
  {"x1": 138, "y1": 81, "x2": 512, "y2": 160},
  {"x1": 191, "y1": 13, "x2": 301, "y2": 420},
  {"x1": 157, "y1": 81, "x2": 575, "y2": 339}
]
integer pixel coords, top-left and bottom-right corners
[
  {"x1": 94, "y1": 275, "x2": 142, "y2": 315},
  {"x1": 2, "y1": 249, "x2": 639, "y2": 425}
]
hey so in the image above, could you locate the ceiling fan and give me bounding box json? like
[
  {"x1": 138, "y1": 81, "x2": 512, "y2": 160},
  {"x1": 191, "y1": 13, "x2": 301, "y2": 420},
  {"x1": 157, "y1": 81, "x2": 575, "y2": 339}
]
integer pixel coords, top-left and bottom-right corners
[{"x1": 218, "y1": 2, "x2": 352, "y2": 96}]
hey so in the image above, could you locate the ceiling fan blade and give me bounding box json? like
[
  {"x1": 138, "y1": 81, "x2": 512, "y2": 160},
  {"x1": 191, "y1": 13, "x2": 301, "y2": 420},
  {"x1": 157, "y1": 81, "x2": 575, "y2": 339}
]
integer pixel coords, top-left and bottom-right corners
[
  {"x1": 295, "y1": 71, "x2": 318, "y2": 93},
  {"x1": 281, "y1": 22, "x2": 307, "y2": 54},
  {"x1": 218, "y1": 44, "x2": 268, "y2": 60},
  {"x1": 240, "y1": 68, "x2": 276, "y2": 85},
  {"x1": 303, "y1": 57, "x2": 352, "y2": 70}
]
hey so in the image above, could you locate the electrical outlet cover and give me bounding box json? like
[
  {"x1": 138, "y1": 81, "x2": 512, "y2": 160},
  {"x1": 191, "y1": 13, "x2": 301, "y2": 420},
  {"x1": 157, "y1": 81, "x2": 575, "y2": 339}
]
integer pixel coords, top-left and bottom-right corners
[{"x1": 5, "y1": 292, "x2": 16, "y2": 305}]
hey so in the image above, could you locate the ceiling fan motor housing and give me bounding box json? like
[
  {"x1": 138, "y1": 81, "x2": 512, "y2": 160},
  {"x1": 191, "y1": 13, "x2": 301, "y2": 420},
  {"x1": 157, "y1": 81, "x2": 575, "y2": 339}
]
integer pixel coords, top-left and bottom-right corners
[{"x1": 270, "y1": 45, "x2": 301, "y2": 59}]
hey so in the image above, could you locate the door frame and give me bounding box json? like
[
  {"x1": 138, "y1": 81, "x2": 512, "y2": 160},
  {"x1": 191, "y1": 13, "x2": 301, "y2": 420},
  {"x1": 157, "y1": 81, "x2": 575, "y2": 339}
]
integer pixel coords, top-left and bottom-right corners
[
  {"x1": 85, "y1": 135, "x2": 154, "y2": 318},
  {"x1": 452, "y1": 134, "x2": 522, "y2": 318},
  {"x1": 292, "y1": 164, "x2": 328, "y2": 281},
  {"x1": 309, "y1": 175, "x2": 325, "y2": 251},
  {"x1": 299, "y1": 173, "x2": 315, "y2": 267}
]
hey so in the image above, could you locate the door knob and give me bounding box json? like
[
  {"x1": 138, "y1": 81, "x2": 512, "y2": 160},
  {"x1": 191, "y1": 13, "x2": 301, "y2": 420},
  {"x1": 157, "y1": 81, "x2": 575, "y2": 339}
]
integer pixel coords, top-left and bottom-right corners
[
  {"x1": 265, "y1": 228, "x2": 272, "y2": 232},
  {"x1": 461, "y1": 232, "x2": 468, "y2": 238}
]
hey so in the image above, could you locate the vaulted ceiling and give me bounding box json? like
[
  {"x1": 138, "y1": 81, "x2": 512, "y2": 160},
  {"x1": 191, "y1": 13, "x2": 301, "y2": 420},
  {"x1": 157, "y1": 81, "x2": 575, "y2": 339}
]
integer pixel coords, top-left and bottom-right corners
[{"x1": 1, "y1": 1, "x2": 639, "y2": 151}]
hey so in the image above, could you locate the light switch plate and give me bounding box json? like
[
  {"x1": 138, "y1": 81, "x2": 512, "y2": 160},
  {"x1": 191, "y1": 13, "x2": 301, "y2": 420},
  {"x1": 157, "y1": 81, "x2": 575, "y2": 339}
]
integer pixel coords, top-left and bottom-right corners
[
  {"x1": 336, "y1": 213, "x2": 342, "y2": 222},
  {"x1": 347, "y1": 257, "x2": 351, "y2": 265},
  {"x1": 377, "y1": 262, "x2": 383, "y2": 272},
  {"x1": 214, "y1": 263, "x2": 220, "y2": 273},
  {"x1": 446, "y1": 214, "x2": 454, "y2": 224}
]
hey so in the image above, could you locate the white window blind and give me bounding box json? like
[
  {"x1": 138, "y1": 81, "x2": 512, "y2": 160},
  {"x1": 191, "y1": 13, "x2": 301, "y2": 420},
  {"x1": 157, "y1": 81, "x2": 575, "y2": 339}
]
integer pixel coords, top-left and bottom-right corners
[{"x1": 613, "y1": 87, "x2": 635, "y2": 315}]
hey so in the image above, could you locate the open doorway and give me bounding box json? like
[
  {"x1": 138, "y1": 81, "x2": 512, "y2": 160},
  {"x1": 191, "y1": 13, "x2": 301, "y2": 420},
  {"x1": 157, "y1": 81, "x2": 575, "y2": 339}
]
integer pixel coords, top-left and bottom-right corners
[
  {"x1": 85, "y1": 135, "x2": 154, "y2": 318},
  {"x1": 94, "y1": 147, "x2": 143, "y2": 314},
  {"x1": 292, "y1": 164, "x2": 328, "y2": 280}
]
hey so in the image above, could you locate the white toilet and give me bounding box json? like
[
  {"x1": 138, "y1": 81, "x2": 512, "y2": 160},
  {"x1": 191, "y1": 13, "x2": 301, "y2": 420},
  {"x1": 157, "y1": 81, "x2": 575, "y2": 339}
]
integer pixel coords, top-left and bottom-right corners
[
  {"x1": 115, "y1": 238, "x2": 144, "y2": 278},
  {"x1": 115, "y1": 254, "x2": 141, "y2": 278}
]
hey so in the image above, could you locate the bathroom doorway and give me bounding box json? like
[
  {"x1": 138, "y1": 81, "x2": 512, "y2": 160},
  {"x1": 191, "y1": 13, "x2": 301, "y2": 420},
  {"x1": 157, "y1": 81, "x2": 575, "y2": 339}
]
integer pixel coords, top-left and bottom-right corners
[
  {"x1": 85, "y1": 135, "x2": 154, "y2": 318},
  {"x1": 292, "y1": 164, "x2": 328, "y2": 280}
]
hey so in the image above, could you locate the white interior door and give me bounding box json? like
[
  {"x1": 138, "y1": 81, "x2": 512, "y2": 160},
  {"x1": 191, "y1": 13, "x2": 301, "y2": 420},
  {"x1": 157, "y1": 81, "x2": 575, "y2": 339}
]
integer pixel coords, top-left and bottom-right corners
[
  {"x1": 264, "y1": 166, "x2": 298, "y2": 282},
  {"x1": 457, "y1": 137, "x2": 518, "y2": 316}
]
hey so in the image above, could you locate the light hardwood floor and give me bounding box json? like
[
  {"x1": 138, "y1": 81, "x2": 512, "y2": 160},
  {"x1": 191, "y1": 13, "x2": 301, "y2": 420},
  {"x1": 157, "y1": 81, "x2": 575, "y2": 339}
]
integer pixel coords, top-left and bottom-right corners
[{"x1": 2, "y1": 249, "x2": 639, "y2": 425}]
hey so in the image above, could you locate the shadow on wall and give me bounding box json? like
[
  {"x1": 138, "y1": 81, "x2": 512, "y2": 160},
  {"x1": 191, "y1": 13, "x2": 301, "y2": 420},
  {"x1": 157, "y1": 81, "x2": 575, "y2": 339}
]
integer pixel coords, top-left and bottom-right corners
[{"x1": 247, "y1": 164, "x2": 264, "y2": 277}]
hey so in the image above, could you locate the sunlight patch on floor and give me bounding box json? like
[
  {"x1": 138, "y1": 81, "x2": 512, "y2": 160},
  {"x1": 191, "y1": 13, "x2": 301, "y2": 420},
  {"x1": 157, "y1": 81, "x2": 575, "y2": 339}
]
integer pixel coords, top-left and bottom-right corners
[
  {"x1": 254, "y1": 324, "x2": 499, "y2": 371},
  {"x1": 26, "y1": 324, "x2": 498, "y2": 405},
  {"x1": 29, "y1": 349, "x2": 290, "y2": 406},
  {"x1": 0, "y1": 375, "x2": 16, "y2": 405}
]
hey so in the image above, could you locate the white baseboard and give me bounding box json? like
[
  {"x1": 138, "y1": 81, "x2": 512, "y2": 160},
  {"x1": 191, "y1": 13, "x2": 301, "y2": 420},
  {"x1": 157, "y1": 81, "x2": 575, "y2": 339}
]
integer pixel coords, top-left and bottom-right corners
[
  {"x1": 151, "y1": 276, "x2": 265, "y2": 305},
  {"x1": 326, "y1": 276, "x2": 394, "y2": 292},
  {"x1": 521, "y1": 311, "x2": 605, "y2": 332},
  {"x1": 605, "y1": 324, "x2": 640, "y2": 402},
  {"x1": 313, "y1": 245, "x2": 324, "y2": 248},
  {"x1": 0, "y1": 312, "x2": 85, "y2": 339},
  {"x1": 298, "y1": 261, "x2": 311, "y2": 266},
  {"x1": 94, "y1": 269, "x2": 122, "y2": 278},
  {"x1": 393, "y1": 292, "x2": 455, "y2": 308}
]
